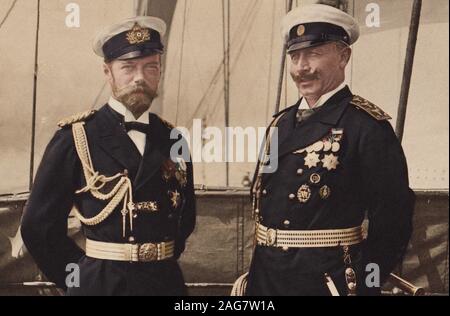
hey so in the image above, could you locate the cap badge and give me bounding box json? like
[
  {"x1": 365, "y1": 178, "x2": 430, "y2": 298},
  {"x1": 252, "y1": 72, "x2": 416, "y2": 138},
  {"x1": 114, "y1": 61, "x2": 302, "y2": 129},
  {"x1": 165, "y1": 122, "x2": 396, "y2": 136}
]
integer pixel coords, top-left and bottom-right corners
[
  {"x1": 126, "y1": 23, "x2": 151, "y2": 45},
  {"x1": 297, "y1": 25, "x2": 306, "y2": 37}
]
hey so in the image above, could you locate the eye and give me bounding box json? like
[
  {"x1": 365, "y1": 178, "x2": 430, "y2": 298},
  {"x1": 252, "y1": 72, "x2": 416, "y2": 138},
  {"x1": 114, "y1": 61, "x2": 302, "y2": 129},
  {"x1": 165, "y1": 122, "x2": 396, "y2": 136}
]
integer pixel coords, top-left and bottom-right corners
[
  {"x1": 308, "y1": 51, "x2": 320, "y2": 57},
  {"x1": 290, "y1": 54, "x2": 300, "y2": 62},
  {"x1": 145, "y1": 64, "x2": 159, "y2": 70}
]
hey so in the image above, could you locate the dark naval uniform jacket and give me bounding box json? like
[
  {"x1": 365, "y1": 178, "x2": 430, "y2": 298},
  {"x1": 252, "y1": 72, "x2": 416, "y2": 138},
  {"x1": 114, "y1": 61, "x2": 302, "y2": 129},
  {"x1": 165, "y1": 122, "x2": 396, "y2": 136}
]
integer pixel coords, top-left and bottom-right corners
[
  {"x1": 246, "y1": 86, "x2": 415, "y2": 296},
  {"x1": 21, "y1": 104, "x2": 196, "y2": 296}
]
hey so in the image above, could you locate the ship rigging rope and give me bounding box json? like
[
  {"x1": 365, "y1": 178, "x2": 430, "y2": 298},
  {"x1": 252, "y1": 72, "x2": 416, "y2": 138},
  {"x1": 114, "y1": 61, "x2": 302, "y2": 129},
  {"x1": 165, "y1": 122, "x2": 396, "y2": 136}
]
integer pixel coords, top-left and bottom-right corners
[
  {"x1": 222, "y1": 0, "x2": 231, "y2": 186},
  {"x1": 264, "y1": 1, "x2": 277, "y2": 124},
  {"x1": 198, "y1": 1, "x2": 263, "y2": 125},
  {"x1": 185, "y1": 0, "x2": 259, "y2": 126},
  {"x1": 0, "y1": 0, "x2": 18, "y2": 30},
  {"x1": 175, "y1": 0, "x2": 189, "y2": 125},
  {"x1": 187, "y1": 0, "x2": 262, "y2": 127}
]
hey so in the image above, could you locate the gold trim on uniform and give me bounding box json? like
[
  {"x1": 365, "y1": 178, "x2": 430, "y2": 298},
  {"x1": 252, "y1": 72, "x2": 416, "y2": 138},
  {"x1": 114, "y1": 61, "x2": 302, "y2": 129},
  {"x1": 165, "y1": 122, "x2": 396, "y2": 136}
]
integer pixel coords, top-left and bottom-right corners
[
  {"x1": 57, "y1": 110, "x2": 97, "y2": 128},
  {"x1": 256, "y1": 224, "x2": 364, "y2": 248},
  {"x1": 128, "y1": 201, "x2": 158, "y2": 213},
  {"x1": 350, "y1": 95, "x2": 392, "y2": 121},
  {"x1": 86, "y1": 239, "x2": 174, "y2": 262}
]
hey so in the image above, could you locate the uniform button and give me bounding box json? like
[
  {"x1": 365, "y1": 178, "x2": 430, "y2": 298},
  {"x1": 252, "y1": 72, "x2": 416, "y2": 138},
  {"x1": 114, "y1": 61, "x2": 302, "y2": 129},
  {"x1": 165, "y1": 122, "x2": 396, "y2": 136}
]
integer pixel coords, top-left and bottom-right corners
[
  {"x1": 289, "y1": 193, "x2": 296, "y2": 200},
  {"x1": 164, "y1": 236, "x2": 170, "y2": 241},
  {"x1": 133, "y1": 213, "x2": 138, "y2": 219},
  {"x1": 283, "y1": 220, "x2": 290, "y2": 227},
  {"x1": 254, "y1": 209, "x2": 260, "y2": 215},
  {"x1": 297, "y1": 169, "x2": 304, "y2": 175},
  {"x1": 128, "y1": 237, "x2": 135, "y2": 243},
  {"x1": 168, "y1": 214, "x2": 174, "y2": 220},
  {"x1": 259, "y1": 216, "x2": 263, "y2": 222},
  {"x1": 262, "y1": 189, "x2": 268, "y2": 196}
]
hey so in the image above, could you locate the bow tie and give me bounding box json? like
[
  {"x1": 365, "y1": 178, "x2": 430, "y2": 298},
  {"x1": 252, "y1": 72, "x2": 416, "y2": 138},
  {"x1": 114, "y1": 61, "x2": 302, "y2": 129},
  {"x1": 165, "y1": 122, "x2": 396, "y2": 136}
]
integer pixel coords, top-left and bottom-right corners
[{"x1": 124, "y1": 121, "x2": 151, "y2": 134}]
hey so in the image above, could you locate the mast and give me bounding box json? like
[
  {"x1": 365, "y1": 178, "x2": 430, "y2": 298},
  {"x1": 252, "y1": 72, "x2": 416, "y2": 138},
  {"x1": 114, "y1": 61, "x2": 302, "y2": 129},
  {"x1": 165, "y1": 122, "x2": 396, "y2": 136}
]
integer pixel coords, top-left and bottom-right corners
[
  {"x1": 274, "y1": 0, "x2": 294, "y2": 115},
  {"x1": 395, "y1": 0, "x2": 422, "y2": 143}
]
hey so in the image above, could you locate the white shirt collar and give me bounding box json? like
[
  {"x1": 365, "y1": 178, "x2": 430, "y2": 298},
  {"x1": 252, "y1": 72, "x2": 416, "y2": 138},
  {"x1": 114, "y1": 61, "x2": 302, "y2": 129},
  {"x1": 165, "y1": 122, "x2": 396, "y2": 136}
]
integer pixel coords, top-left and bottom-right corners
[
  {"x1": 108, "y1": 96, "x2": 150, "y2": 124},
  {"x1": 299, "y1": 82, "x2": 347, "y2": 110}
]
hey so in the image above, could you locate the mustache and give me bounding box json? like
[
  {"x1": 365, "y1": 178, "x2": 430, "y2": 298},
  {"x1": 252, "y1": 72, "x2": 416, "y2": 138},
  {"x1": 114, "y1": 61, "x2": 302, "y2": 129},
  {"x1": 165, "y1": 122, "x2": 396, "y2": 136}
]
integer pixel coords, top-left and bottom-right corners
[
  {"x1": 292, "y1": 72, "x2": 319, "y2": 82},
  {"x1": 115, "y1": 83, "x2": 153, "y2": 96}
]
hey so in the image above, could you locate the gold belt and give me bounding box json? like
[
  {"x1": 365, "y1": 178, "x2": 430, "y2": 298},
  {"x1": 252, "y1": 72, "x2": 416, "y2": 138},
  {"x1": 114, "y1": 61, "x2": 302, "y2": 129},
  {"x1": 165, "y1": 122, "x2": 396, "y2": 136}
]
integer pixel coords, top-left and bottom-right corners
[
  {"x1": 256, "y1": 224, "x2": 363, "y2": 248},
  {"x1": 86, "y1": 239, "x2": 174, "y2": 262}
]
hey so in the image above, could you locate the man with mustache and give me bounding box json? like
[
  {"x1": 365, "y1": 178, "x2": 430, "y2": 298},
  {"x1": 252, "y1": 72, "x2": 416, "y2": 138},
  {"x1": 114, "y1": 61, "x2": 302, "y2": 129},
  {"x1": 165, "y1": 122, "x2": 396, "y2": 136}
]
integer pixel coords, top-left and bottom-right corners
[
  {"x1": 245, "y1": 4, "x2": 415, "y2": 296},
  {"x1": 21, "y1": 17, "x2": 196, "y2": 296}
]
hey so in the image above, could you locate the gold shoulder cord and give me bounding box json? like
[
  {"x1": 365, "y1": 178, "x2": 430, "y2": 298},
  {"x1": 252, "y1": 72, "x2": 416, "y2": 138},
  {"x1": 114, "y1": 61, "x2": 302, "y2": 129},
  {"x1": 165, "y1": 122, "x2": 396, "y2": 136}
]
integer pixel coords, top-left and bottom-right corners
[
  {"x1": 72, "y1": 122, "x2": 135, "y2": 237},
  {"x1": 232, "y1": 113, "x2": 286, "y2": 296},
  {"x1": 251, "y1": 113, "x2": 285, "y2": 248}
]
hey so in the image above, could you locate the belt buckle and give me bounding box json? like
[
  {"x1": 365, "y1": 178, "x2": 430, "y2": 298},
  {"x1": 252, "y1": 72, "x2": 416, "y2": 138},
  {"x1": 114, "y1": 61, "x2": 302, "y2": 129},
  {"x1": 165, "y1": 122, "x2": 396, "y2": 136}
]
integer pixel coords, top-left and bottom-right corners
[
  {"x1": 138, "y1": 243, "x2": 158, "y2": 262},
  {"x1": 266, "y1": 229, "x2": 277, "y2": 247}
]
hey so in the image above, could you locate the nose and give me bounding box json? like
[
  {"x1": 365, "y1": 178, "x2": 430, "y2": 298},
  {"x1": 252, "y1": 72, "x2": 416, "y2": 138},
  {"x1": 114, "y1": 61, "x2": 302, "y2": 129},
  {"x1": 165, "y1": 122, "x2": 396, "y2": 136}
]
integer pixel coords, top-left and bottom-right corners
[
  {"x1": 134, "y1": 68, "x2": 145, "y2": 83},
  {"x1": 297, "y1": 54, "x2": 311, "y2": 72}
]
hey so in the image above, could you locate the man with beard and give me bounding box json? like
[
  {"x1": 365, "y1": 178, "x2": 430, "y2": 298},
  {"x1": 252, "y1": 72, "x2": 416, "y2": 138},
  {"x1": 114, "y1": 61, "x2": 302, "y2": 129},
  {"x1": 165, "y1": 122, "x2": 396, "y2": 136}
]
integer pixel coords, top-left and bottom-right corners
[
  {"x1": 245, "y1": 4, "x2": 415, "y2": 296},
  {"x1": 21, "y1": 16, "x2": 196, "y2": 296}
]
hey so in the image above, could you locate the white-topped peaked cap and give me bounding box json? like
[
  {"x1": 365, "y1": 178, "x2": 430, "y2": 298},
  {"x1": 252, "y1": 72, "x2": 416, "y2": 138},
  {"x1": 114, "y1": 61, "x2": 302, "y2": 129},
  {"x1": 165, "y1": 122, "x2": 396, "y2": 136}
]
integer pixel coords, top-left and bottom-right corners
[
  {"x1": 93, "y1": 16, "x2": 167, "y2": 61},
  {"x1": 281, "y1": 4, "x2": 360, "y2": 53}
]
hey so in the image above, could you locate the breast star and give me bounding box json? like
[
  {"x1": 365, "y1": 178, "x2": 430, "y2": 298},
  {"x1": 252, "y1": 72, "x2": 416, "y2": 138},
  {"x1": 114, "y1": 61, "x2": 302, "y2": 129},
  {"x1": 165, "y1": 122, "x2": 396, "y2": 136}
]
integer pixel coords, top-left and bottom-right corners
[
  {"x1": 322, "y1": 154, "x2": 340, "y2": 171},
  {"x1": 304, "y1": 152, "x2": 321, "y2": 169}
]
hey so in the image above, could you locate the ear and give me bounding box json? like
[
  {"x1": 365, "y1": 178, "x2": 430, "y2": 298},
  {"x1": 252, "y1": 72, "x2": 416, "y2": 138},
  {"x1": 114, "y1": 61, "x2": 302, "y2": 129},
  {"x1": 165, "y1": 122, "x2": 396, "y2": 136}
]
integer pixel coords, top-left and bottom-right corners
[
  {"x1": 103, "y1": 63, "x2": 114, "y2": 85},
  {"x1": 339, "y1": 47, "x2": 352, "y2": 69}
]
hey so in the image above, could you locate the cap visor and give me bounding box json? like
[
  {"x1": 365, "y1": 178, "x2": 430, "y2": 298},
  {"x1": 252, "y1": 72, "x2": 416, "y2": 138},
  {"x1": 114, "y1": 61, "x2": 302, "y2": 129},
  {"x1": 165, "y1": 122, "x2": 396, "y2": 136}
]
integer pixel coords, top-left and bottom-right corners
[{"x1": 287, "y1": 40, "x2": 333, "y2": 54}]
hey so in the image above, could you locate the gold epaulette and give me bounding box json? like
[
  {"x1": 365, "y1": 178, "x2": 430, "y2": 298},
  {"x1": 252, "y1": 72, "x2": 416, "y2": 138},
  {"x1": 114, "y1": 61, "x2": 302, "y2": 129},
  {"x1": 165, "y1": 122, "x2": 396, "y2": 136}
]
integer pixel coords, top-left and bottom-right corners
[
  {"x1": 350, "y1": 96, "x2": 392, "y2": 121},
  {"x1": 158, "y1": 115, "x2": 175, "y2": 129},
  {"x1": 57, "y1": 110, "x2": 97, "y2": 128}
]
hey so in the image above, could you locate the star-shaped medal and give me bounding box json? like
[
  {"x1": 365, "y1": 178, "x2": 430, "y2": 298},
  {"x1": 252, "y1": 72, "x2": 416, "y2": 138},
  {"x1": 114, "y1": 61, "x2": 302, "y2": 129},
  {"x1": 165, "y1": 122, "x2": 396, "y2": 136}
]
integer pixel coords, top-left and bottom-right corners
[
  {"x1": 168, "y1": 190, "x2": 181, "y2": 208},
  {"x1": 322, "y1": 154, "x2": 340, "y2": 171},
  {"x1": 304, "y1": 152, "x2": 321, "y2": 169}
]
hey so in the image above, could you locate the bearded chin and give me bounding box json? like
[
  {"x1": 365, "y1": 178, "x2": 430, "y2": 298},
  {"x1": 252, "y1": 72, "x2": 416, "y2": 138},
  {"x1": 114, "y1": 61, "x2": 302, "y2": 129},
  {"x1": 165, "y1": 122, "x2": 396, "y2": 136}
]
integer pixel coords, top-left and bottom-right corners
[{"x1": 114, "y1": 88, "x2": 158, "y2": 116}]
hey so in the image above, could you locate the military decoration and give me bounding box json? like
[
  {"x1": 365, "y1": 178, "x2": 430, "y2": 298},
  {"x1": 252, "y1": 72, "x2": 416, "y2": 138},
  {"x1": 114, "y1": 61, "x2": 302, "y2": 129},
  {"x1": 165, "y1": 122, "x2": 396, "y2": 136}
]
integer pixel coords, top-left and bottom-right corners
[
  {"x1": 322, "y1": 154, "x2": 340, "y2": 171},
  {"x1": 304, "y1": 152, "x2": 321, "y2": 169},
  {"x1": 168, "y1": 190, "x2": 181, "y2": 208},
  {"x1": 297, "y1": 184, "x2": 312, "y2": 203},
  {"x1": 323, "y1": 141, "x2": 332, "y2": 152},
  {"x1": 331, "y1": 142, "x2": 341, "y2": 153},
  {"x1": 162, "y1": 158, "x2": 188, "y2": 187},
  {"x1": 319, "y1": 185, "x2": 331, "y2": 200},
  {"x1": 310, "y1": 173, "x2": 321, "y2": 185}
]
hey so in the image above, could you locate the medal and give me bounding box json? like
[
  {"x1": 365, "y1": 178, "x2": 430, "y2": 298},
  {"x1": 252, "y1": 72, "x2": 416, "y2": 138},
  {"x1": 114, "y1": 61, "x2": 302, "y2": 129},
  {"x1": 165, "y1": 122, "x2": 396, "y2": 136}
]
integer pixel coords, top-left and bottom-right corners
[
  {"x1": 304, "y1": 152, "x2": 321, "y2": 169},
  {"x1": 319, "y1": 185, "x2": 331, "y2": 200},
  {"x1": 322, "y1": 154, "x2": 340, "y2": 171},
  {"x1": 297, "y1": 184, "x2": 312, "y2": 203}
]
